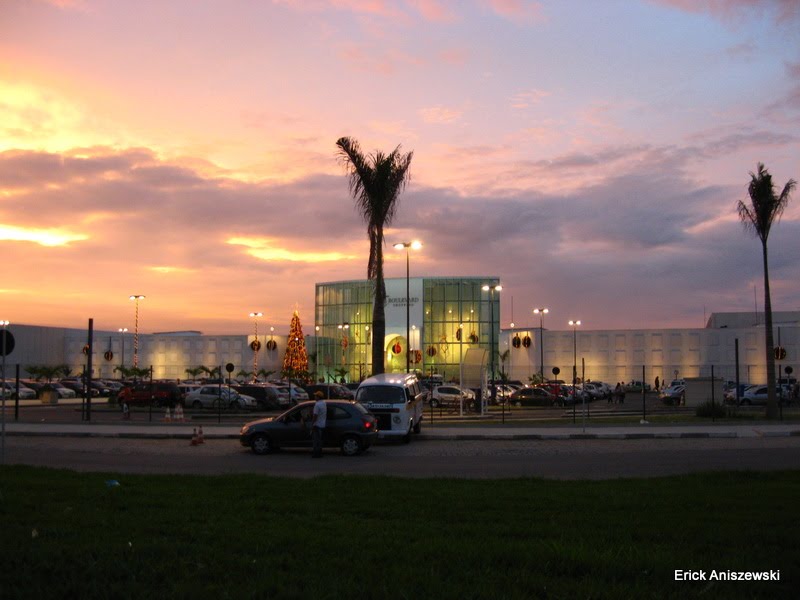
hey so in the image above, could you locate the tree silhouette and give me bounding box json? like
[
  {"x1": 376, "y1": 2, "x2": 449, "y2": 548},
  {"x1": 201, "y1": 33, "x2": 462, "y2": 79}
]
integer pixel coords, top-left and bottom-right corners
[
  {"x1": 336, "y1": 136, "x2": 413, "y2": 376},
  {"x1": 737, "y1": 163, "x2": 796, "y2": 418}
]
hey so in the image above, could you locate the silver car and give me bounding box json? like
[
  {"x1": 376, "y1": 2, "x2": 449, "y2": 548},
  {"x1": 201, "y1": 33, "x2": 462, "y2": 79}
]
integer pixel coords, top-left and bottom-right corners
[
  {"x1": 185, "y1": 385, "x2": 256, "y2": 410},
  {"x1": 1, "y1": 382, "x2": 37, "y2": 400}
]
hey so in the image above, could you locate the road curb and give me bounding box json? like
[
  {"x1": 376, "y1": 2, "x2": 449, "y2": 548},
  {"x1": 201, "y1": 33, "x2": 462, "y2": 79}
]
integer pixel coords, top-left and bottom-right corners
[{"x1": 5, "y1": 428, "x2": 799, "y2": 441}]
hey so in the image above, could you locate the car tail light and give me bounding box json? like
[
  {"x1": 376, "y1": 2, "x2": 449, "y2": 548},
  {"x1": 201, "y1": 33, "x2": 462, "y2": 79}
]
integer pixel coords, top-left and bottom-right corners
[{"x1": 363, "y1": 419, "x2": 373, "y2": 429}]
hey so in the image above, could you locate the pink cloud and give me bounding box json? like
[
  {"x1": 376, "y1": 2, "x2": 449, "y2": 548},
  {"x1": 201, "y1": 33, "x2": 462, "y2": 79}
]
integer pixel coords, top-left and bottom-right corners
[
  {"x1": 406, "y1": 0, "x2": 458, "y2": 22},
  {"x1": 483, "y1": 0, "x2": 545, "y2": 22}
]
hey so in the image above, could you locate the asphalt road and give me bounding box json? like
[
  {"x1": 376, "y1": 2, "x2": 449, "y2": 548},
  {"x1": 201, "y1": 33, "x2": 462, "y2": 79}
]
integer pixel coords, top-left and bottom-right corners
[{"x1": 5, "y1": 435, "x2": 800, "y2": 480}]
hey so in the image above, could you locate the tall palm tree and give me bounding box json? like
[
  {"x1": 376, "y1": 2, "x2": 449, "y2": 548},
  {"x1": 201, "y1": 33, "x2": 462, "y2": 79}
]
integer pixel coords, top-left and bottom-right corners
[
  {"x1": 737, "y1": 163, "x2": 796, "y2": 418},
  {"x1": 336, "y1": 136, "x2": 413, "y2": 376}
]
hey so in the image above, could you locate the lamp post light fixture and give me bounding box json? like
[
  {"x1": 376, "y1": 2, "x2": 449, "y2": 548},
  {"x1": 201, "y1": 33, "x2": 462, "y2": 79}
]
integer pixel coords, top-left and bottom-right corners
[
  {"x1": 249, "y1": 312, "x2": 263, "y2": 378},
  {"x1": 533, "y1": 308, "x2": 549, "y2": 381},
  {"x1": 129, "y1": 295, "x2": 145, "y2": 369},
  {"x1": 482, "y1": 284, "x2": 502, "y2": 406},
  {"x1": 394, "y1": 240, "x2": 422, "y2": 373},
  {"x1": 118, "y1": 328, "x2": 128, "y2": 370}
]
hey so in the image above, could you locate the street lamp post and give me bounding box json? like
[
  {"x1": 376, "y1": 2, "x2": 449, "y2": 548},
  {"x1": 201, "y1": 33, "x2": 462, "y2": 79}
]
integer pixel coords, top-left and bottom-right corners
[
  {"x1": 118, "y1": 328, "x2": 128, "y2": 371},
  {"x1": 482, "y1": 284, "x2": 502, "y2": 406},
  {"x1": 338, "y1": 323, "x2": 350, "y2": 371},
  {"x1": 1, "y1": 320, "x2": 9, "y2": 464},
  {"x1": 569, "y1": 319, "x2": 581, "y2": 422},
  {"x1": 394, "y1": 241, "x2": 422, "y2": 373},
  {"x1": 533, "y1": 308, "x2": 549, "y2": 382},
  {"x1": 249, "y1": 312, "x2": 263, "y2": 378},
  {"x1": 129, "y1": 295, "x2": 145, "y2": 369}
]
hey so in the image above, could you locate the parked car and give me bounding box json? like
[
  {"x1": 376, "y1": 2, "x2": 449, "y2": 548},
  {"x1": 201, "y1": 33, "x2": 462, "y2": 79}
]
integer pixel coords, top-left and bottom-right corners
[
  {"x1": 60, "y1": 379, "x2": 99, "y2": 397},
  {"x1": 659, "y1": 385, "x2": 685, "y2": 405},
  {"x1": 88, "y1": 381, "x2": 112, "y2": 396},
  {"x1": 509, "y1": 387, "x2": 561, "y2": 407},
  {"x1": 177, "y1": 383, "x2": 202, "y2": 401},
  {"x1": 117, "y1": 382, "x2": 182, "y2": 407},
  {"x1": 723, "y1": 383, "x2": 750, "y2": 405},
  {"x1": 21, "y1": 381, "x2": 47, "y2": 398},
  {"x1": 589, "y1": 381, "x2": 613, "y2": 399},
  {"x1": 429, "y1": 385, "x2": 474, "y2": 409},
  {"x1": 303, "y1": 383, "x2": 355, "y2": 400},
  {"x1": 232, "y1": 384, "x2": 282, "y2": 410},
  {"x1": 49, "y1": 382, "x2": 77, "y2": 399},
  {"x1": 0, "y1": 382, "x2": 37, "y2": 400},
  {"x1": 624, "y1": 380, "x2": 651, "y2": 393},
  {"x1": 740, "y1": 385, "x2": 768, "y2": 405},
  {"x1": 185, "y1": 385, "x2": 256, "y2": 410},
  {"x1": 277, "y1": 385, "x2": 309, "y2": 404},
  {"x1": 581, "y1": 382, "x2": 605, "y2": 401},
  {"x1": 240, "y1": 400, "x2": 378, "y2": 456}
]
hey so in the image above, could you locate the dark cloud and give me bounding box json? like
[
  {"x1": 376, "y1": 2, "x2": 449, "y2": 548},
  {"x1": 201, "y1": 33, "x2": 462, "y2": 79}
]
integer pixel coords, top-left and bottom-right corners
[
  {"x1": 1, "y1": 144, "x2": 798, "y2": 332},
  {"x1": 651, "y1": 0, "x2": 800, "y2": 24}
]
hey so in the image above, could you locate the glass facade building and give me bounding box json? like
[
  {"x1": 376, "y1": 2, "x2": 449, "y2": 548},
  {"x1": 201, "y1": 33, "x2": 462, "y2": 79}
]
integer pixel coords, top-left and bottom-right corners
[{"x1": 315, "y1": 277, "x2": 500, "y2": 382}]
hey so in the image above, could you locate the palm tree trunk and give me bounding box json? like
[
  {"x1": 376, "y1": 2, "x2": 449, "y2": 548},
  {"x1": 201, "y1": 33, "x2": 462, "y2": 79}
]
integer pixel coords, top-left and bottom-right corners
[
  {"x1": 762, "y1": 240, "x2": 778, "y2": 418},
  {"x1": 371, "y1": 229, "x2": 386, "y2": 375}
]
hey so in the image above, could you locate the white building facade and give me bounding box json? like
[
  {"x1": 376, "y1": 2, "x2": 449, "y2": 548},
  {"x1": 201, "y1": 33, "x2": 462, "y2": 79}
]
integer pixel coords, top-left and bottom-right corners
[{"x1": 502, "y1": 311, "x2": 799, "y2": 386}]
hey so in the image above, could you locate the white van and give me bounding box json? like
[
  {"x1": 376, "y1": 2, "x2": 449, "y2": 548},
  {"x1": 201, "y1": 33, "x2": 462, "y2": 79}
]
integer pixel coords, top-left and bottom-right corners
[{"x1": 355, "y1": 373, "x2": 426, "y2": 442}]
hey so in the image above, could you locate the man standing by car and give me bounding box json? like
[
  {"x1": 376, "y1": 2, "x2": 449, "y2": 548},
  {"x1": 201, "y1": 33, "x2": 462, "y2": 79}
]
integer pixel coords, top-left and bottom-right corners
[{"x1": 311, "y1": 391, "x2": 326, "y2": 458}]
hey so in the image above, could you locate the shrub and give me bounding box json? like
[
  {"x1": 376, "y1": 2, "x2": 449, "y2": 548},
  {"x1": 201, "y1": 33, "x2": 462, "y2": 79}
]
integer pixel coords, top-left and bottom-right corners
[{"x1": 695, "y1": 400, "x2": 726, "y2": 418}]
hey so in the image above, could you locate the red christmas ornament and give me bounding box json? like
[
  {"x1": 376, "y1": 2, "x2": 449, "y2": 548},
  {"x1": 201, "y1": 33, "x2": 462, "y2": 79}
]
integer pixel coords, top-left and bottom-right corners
[{"x1": 392, "y1": 341, "x2": 402, "y2": 355}]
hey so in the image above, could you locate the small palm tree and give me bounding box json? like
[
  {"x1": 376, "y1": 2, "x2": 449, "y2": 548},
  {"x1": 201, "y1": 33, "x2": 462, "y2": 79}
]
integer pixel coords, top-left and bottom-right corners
[
  {"x1": 737, "y1": 163, "x2": 796, "y2": 418},
  {"x1": 257, "y1": 369, "x2": 275, "y2": 382},
  {"x1": 185, "y1": 367, "x2": 204, "y2": 380},
  {"x1": 337, "y1": 136, "x2": 413, "y2": 376},
  {"x1": 236, "y1": 369, "x2": 254, "y2": 381}
]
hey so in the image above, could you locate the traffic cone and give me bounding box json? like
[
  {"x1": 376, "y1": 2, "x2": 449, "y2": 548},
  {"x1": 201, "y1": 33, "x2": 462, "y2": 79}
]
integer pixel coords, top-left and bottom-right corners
[
  {"x1": 164, "y1": 407, "x2": 172, "y2": 422},
  {"x1": 197, "y1": 425, "x2": 205, "y2": 444},
  {"x1": 174, "y1": 404, "x2": 184, "y2": 422},
  {"x1": 190, "y1": 427, "x2": 198, "y2": 446}
]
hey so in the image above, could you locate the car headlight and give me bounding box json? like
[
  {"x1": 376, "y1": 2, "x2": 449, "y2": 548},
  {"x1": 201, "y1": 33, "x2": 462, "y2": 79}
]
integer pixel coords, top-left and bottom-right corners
[{"x1": 240, "y1": 425, "x2": 250, "y2": 434}]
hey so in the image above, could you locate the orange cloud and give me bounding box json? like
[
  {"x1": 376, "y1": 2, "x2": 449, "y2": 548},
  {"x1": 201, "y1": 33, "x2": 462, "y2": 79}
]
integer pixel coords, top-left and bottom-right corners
[
  {"x1": 227, "y1": 237, "x2": 357, "y2": 263},
  {"x1": 0, "y1": 224, "x2": 88, "y2": 247}
]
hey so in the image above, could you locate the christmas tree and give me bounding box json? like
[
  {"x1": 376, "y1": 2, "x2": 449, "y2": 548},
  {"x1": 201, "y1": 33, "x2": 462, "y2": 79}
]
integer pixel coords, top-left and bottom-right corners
[{"x1": 282, "y1": 310, "x2": 309, "y2": 375}]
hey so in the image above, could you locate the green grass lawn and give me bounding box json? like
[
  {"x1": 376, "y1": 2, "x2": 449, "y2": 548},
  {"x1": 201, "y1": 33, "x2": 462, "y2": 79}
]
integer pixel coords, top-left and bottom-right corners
[{"x1": 1, "y1": 467, "x2": 798, "y2": 599}]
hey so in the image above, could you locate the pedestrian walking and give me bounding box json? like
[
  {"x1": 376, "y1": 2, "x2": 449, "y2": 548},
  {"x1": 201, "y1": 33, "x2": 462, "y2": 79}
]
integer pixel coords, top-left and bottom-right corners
[
  {"x1": 614, "y1": 383, "x2": 622, "y2": 404},
  {"x1": 620, "y1": 382, "x2": 626, "y2": 404},
  {"x1": 655, "y1": 376, "x2": 660, "y2": 393},
  {"x1": 311, "y1": 391, "x2": 326, "y2": 458}
]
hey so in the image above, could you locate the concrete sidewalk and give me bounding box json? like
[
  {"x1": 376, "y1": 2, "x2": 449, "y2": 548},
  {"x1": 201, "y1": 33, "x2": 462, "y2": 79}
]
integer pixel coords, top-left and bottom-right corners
[{"x1": 3, "y1": 420, "x2": 800, "y2": 440}]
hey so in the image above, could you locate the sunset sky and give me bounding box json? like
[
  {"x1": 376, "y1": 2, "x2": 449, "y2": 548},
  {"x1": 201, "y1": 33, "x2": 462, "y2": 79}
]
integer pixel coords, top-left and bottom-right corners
[{"x1": 1, "y1": 0, "x2": 798, "y2": 336}]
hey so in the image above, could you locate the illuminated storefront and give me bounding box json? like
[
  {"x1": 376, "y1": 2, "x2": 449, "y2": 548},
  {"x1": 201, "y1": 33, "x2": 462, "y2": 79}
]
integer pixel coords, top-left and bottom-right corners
[{"x1": 314, "y1": 277, "x2": 500, "y2": 382}]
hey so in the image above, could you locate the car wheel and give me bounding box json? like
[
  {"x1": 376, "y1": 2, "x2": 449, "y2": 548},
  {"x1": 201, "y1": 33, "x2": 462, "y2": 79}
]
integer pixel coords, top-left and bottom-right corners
[
  {"x1": 229, "y1": 401, "x2": 238, "y2": 410},
  {"x1": 402, "y1": 427, "x2": 412, "y2": 444},
  {"x1": 192, "y1": 400, "x2": 203, "y2": 409},
  {"x1": 413, "y1": 419, "x2": 421, "y2": 434},
  {"x1": 742, "y1": 399, "x2": 751, "y2": 406},
  {"x1": 340, "y1": 435, "x2": 362, "y2": 456},
  {"x1": 430, "y1": 398, "x2": 440, "y2": 408},
  {"x1": 251, "y1": 433, "x2": 273, "y2": 455}
]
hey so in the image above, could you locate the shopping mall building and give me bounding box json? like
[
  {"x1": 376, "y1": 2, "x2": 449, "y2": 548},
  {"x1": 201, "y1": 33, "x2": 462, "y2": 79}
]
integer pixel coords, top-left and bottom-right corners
[{"x1": 3, "y1": 276, "x2": 798, "y2": 387}]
